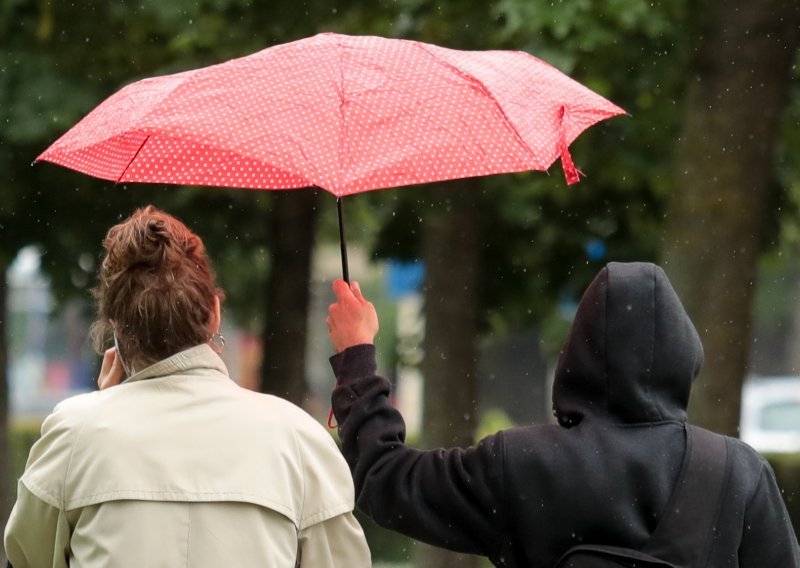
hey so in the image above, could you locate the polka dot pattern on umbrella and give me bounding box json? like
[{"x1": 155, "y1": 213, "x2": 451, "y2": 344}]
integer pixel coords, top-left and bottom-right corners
[{"x1": 37, "y1": 33, "x2": 625, "y2": 195}]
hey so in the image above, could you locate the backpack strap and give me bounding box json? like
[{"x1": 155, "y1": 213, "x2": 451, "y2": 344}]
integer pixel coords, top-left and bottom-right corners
[{"x1": 643, "y1": 425, "x2": 728, "y2": 567}]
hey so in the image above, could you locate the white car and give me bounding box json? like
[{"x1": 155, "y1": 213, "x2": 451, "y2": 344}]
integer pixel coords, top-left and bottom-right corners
[{"x1": 740, "y1": 376, "x2": 800, "y2": 454}]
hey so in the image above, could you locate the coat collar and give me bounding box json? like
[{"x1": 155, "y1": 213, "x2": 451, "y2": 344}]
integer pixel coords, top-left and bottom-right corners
[{"x1": 123, "y1": 343, "x2": 228, "y2": 384}]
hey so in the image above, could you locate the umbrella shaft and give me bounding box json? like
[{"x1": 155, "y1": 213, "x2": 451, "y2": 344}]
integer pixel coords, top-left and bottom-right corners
[{"x1": 337, "y1": 198, "x2": 350, "y2": 283}]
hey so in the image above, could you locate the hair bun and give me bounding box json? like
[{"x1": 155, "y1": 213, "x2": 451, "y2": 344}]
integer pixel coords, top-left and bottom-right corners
[
  {"x1": 101, "y1": 206, "x2": 206, "y2": 278},
  {"x1": 145, "y1": 217, "x2": 171, "y2": 246},
  {"x1": 125, "y1": 216, "x2": 168, "y2": 268},
  {"x1": 104, "y1": 208, "x2": 174, "y2": 273},
  {"x1": 147, "y1": 217, "x2": 168, "y2": 237}
]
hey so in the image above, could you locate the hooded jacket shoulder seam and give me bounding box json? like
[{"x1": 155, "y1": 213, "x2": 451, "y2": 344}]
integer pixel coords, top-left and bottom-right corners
[{"x1": 742, "y1": 457, "x2": 768, "y2": 513}]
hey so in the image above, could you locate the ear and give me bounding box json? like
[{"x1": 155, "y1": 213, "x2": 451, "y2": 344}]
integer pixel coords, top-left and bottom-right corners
[{"x1": 210, "y1": 295, "x2": 221, "y2": 332}]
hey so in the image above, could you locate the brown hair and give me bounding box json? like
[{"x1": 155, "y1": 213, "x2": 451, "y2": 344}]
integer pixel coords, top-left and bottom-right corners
[{"x1": 91, "y1": 205, "x2": 223, "y2": 371}]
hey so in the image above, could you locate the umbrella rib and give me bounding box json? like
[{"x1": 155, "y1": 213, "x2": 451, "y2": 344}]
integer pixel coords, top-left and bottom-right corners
[
  {"x1": 116, "y1": 129, "x2": 317, "y2": 190},
  {"x1": 116, "y1": 134, "x2": 151, "y2": 184},
  {"x1": 109, "y1": 69, "x2": 195, "y2": 183},
  {"x1": 410, "y1": 42, "x2": 542, "y2": 167}
]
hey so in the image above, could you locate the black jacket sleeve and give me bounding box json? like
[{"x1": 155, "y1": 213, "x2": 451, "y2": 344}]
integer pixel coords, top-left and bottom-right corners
[
  {"x1": 330, "y1": 344, "x2": 506, "y2": 559},
  {"x1": 738, "y1": 460, "x2": 800, "y2": 567}
]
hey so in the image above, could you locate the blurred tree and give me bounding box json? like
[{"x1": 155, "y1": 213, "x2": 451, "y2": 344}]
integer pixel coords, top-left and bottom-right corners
[
  {"x1": 0, "y1": 258, "x2": 10, "y2": 548},
  {"x1": 418, "y1": 182, "x2": 484, "y2": 567},
  {"x1": 260, "y1": 189, "x2": 319, "y2": 403},
  {"x1": 661, "y1": 0, "x2": 800, "y2": 435}
]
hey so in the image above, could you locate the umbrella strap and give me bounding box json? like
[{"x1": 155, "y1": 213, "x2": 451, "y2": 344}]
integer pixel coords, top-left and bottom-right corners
[
  {"x1": 558, "y1": 106, "x2": 583, "y2": 185},
  {"x1": 327, "y1": 380, "x2": 341, "y2": 429}
]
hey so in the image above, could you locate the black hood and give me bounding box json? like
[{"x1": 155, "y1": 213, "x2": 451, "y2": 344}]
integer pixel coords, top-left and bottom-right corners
[{"x1": 553, "y1": 262, "x2": 704, "y2": 426}]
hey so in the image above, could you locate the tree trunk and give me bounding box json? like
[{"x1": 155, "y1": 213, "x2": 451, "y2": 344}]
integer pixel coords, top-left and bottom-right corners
[
  {"x1": 784, "y1": 270, "x2": 800, "y2": 374},
  {"x1": 661, "y1": 0, "x2": 800, "y2": 435},
  {"x1": 414, "y1": 182, "x2": 482, "y2": 568},
  {"x1": 259, "y1": 190, "x2": 319, "y2": 406},
  {"x1": 0, "y1": 258, "x2": 11, "y2": 562}
]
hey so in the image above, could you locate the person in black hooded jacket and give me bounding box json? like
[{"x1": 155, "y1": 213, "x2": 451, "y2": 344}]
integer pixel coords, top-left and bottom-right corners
[{"x1": 326, "y1": 262, "x2": 800, "y2": 567}]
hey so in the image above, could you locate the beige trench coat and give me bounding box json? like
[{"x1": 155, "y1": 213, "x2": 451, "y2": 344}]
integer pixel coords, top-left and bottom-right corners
[{"x1": 5, "y1": 344, "x2": 371, "y2": 567}]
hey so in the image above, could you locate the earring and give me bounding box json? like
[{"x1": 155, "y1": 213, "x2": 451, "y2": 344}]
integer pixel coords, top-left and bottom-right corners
[{"x1": 210, "y1": 330, "x2": 226, "y2": 353}]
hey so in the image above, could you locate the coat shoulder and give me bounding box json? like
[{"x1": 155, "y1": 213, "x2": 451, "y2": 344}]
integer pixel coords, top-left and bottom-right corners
[
  {"x1": 232, "y1": 387, "x2": 355, "y2": 529},
  {"x1": 20, "y1": 391, "x2": 109, "y2": 507}
]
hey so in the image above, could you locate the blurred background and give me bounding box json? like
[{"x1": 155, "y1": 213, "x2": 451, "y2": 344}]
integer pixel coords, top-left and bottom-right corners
[{"x1": 2, "y1": 1, "x2": 800, "y2": 566}]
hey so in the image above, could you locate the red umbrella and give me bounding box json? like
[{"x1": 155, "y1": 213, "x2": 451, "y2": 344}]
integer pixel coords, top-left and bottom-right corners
[{"x1": 37, "y1": 32, "x2": 625, "y2": 279}]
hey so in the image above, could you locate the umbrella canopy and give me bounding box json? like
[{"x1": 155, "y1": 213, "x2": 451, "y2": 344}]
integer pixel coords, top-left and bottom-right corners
[{"x1": 37, "y1": 32, "x2": 625, "y2": 194}]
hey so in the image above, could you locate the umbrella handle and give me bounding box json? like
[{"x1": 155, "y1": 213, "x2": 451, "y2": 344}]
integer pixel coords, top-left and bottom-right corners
[{"x1": 337, "y1": 198, "x2": 350, "y2": 283}]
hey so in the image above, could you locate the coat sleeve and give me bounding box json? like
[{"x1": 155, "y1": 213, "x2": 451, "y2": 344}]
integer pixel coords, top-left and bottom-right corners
[
  {"x1": 297, "y1": 511, "x2": 371, "y2": 567},
  {"x1": 290, "y1": 403, "x2": 371, "y2": 566},
  {"x1": 738, "y1": 460, "x2": 800, "y2": 567},
  {"x1": 330, "y1": 344, "x2": 506, "y2": 559},
  {"x1": 4, "y1": 483, "x2": 71, "y2": 568},
  {"x1": 5, "y1": 400, "x2": 79, "y2": 568}
]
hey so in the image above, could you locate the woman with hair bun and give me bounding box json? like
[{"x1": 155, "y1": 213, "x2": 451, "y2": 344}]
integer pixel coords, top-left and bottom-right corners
[{"x1": 5, "y1": 205, "x2": 371, "y2": 568}]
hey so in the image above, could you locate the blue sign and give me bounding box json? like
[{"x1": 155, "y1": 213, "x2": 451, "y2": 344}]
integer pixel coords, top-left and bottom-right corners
[{"x1": 387, "y1": 260, "x2": 425, "y2": 298}]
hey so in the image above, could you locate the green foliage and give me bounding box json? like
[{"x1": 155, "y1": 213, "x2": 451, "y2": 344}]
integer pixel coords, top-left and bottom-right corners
[
  {"x1": 0, "y1": 54, "x2": 97, "y2": 144},
  {"x1": 770, "y1": 56, "x2": 800, "y2": 254},
  {"x1": 355, "y1": 509, "x2": 415, "y2": 563},
  {"x1": 496, "y1": 0, "x2": 685, "y2": 52},
  {"x1": 767, "y1": 453, "x2": 800, "y2": 541},
  {"x1": 475, "y1": 407, "x2": 515, "y2": 440},
  {"x1": 8, "y1": 421, "x2": 41, "y2": 499}
]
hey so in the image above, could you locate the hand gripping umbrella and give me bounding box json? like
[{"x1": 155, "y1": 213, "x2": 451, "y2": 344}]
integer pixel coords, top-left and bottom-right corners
[{"x1": 37, "y1": 32, "x2": 625, "y2": 282}]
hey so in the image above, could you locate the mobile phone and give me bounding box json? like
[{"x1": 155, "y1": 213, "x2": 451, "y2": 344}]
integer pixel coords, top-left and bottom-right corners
[{"x1": 113, "y1": 331, "x2": 131, "y2": 378}]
